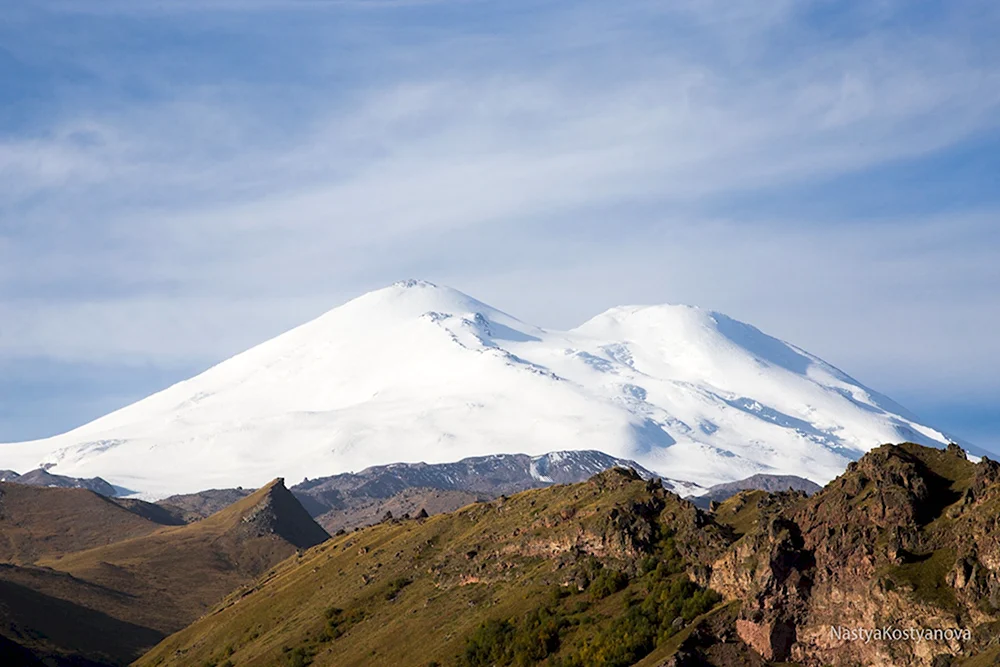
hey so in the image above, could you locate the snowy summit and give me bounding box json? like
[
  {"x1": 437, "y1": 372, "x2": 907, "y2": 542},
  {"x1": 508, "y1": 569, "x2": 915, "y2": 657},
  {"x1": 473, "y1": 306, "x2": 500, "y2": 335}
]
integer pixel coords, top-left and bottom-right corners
[{"x1": 1, "y1": 280, "x2": 962, "y2": 497}]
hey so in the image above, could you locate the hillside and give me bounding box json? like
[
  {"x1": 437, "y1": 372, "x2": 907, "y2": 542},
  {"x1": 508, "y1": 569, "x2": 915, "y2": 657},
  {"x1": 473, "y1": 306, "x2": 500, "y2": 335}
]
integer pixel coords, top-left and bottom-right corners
[
  {"x1": 0, "y1": 281, "x2": 961, "y2": 497},
  {"x1": 0, "y1": 480, "x2": 329, "y2": 666},
  {"x1": 137, "y1": 467, "x2": 732, "y2": 667},
  {"x1": 0, "y1": 482, "x2": 166, "y2": 563},
  {"x1": 137, "y1": 443, "x2": 1000, "y2": 667},
  {"x1": 38, "y1": 479, "x2": 330, "y2": 633}
]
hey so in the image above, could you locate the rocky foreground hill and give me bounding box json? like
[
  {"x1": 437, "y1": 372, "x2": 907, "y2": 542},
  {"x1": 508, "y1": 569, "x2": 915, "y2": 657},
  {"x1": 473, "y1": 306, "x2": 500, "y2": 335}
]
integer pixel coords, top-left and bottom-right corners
[
  {"x1": 4, "y1": 442, "x2": 1000, "y2": 666},
  {"x1": 138, "y1": 443, "x2": 1000, "y2": 667}
]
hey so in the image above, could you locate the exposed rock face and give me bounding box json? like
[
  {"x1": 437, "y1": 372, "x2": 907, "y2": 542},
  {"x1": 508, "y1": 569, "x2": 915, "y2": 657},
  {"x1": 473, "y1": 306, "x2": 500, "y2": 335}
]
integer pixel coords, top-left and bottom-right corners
[
  {"x1": 235, "y1": 479, "x2": 331, "y2": 549},
  {"x1": 707, "y1": 443, "x2": 1000, "y2": 666}
]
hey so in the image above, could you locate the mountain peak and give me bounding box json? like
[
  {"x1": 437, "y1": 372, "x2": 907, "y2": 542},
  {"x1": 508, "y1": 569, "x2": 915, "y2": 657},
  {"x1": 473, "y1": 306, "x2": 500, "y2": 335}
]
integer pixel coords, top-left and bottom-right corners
[
  {"x1": 1, "y1": 283, "x2": 960, "y2": 497},
  {"x1": 216, "y1": 478, "x2": 329, "y2": 549},
  {"x1": 391, "y1": 278, "x2": 438, "y2": 289}
]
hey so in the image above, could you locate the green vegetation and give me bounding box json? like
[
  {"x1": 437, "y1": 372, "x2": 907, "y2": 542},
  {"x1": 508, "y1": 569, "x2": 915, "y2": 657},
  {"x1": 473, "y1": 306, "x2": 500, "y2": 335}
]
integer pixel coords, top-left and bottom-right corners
[
  {"x1": 321, "y1": 606, "x2": 366, "y2": 640},
  {"x1": 462, "y1": 572, "x2": 721, "y2": 667},
  {"x1": 460, "y1": 522, "x2": 721, "y2": 667},
  {"x1": 554, "y1": 567, "x2": 720, "y2": 666},
  {"x1": 588, "y1": 568, "x2": 629, "y2": 600},
  {"x1": 884, "y1": 548, "x2": 959, "y2": 611},
  {"x1": 463, "y1": 607, "x2": 567, "y2": 667}
]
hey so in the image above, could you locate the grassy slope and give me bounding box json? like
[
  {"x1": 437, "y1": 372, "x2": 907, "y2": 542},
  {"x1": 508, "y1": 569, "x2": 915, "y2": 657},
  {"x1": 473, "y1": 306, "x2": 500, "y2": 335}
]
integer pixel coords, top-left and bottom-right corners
[
  {"x1": 137, "y1": 470, "x2": 730, "y2": 667},
  {"x1": 0, "y1": 482, "x2": 165, "y2": 563}
]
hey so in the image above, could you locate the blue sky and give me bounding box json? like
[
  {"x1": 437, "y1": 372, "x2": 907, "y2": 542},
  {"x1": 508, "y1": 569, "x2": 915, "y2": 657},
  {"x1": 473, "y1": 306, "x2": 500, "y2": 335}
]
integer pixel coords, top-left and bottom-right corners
[{"x1": 1, "y1": 0, "x2": 998, "y2": 451}]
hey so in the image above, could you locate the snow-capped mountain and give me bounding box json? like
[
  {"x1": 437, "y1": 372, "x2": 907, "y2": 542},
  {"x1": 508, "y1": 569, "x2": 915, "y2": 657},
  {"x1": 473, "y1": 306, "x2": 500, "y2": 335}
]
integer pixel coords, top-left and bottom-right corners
[{"x1": 0, "y1": 280, "x2": 962, "y2": 498}]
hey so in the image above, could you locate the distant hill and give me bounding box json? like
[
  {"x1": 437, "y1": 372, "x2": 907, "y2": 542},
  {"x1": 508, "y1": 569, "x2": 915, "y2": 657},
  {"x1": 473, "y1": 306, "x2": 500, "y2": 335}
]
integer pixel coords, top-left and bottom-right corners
[
  {"x1": 290, "y1": 450, "x2": 688, "y2": 533},
  {"x1": 39, "y1": 479, "x2": 329, "y2": 633},
  {"x1": 155, "y1": 487, "x2": 255, "y2": 522},
  {"x1": 150, "y1": 451, "x2": 688, "y2": 534},
  {"x1": 1, "y1": 468, "x2": 118, "y2": 496},
  {"x1": 688, "y1": 473, "x2": 821, "y2": 508}
]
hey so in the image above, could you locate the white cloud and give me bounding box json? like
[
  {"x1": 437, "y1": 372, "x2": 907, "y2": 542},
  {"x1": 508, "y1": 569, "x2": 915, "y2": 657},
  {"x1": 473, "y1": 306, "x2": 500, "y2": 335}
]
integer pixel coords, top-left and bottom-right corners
[{"x1": 1, "y1": 0, "x2": 998, "y2": 421}]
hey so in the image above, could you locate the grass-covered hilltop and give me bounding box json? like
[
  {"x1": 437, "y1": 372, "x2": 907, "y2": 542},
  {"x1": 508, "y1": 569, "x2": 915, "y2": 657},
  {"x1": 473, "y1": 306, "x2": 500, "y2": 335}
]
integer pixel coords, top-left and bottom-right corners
[{"x1": 134, "y1": 442, "x2": 1000, "y2": 667}]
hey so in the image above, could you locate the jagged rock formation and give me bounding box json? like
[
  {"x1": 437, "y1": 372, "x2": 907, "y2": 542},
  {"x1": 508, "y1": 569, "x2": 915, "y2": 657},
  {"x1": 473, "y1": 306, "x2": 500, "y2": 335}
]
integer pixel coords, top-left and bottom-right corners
[{"x1": 709, "y1": 442, "x2": 1000, "y2": 666}]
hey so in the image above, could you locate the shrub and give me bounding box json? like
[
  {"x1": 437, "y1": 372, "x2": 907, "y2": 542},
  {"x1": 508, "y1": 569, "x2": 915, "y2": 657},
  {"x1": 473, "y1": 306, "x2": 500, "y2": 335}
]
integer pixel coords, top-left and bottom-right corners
[
  {"x1": 463, "y1": 606, "x2": 569, "y2": 667},
  {"x1": 321, "y1": 606, "x2": 367, "y2": 640},
  {"x1": 385, "y1": 577, "x2": 413, "y2": 600},
  {"x1": 285, "y1": 646, "x2": 313, "y2": 667},
  {"x1": 464, "y1": 619, "x2": 515, "y2": 666},
  {"x1": 589, "y1": 569, "x2": 629, "y2": 600},
  {"x1": 555, "y1": 577, "x2": 722, "y2": 667}
]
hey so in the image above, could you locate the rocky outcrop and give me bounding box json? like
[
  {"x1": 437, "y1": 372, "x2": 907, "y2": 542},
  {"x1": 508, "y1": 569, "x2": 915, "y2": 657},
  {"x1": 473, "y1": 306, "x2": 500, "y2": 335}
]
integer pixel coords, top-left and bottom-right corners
[
  {"x1": 704, "y1": 443, "x2": 1000, "y2": 666},
  {"x1": 235, "y1": 479, "x2": 330, "y2": 549}
]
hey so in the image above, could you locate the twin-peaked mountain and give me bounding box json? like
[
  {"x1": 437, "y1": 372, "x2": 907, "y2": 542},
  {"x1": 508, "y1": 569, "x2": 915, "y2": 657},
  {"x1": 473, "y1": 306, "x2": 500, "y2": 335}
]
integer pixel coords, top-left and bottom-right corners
[{"x1": 1, "y1": 280, "x2": 961, "y2": 498}]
